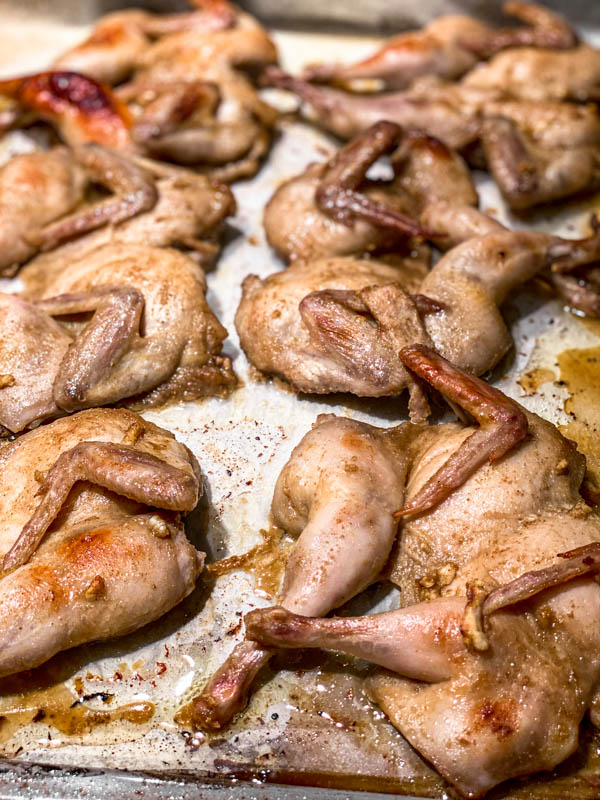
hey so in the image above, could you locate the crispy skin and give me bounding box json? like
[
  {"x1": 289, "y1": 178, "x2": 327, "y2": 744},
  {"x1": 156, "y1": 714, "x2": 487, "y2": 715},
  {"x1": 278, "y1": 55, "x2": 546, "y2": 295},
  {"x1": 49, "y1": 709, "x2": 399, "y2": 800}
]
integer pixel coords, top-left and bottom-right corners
[
  {"x1": 0, "y1": 72, "x2": 133, "y2": 149},
  {"x1": 54, "y1": 3, "x2": 278, "y2": 178},
  {"x1": 0, "y1": 149, "x2": 86, "y2": 277},
  {"x1": 11, "y1": 5, "x2": 277, "y2": 177},
  {"x1": 0, "y1": 244, "x2": 236, "y2": 432},
  {"x1": 303, "y1": 2, "x2": 575, "y2": 90},
  {"x1": 264, "y1": 67, "x2": 600, "y2": 208},
  {"x1": 235, "y1": 256, "x2": 428, "y2": 396},
  {"x1": 0, "y1": 408, "x2": 203, "y2": 677},
  {"x1": 237, "y1": 350, "x2": 600, "y2": 796}
]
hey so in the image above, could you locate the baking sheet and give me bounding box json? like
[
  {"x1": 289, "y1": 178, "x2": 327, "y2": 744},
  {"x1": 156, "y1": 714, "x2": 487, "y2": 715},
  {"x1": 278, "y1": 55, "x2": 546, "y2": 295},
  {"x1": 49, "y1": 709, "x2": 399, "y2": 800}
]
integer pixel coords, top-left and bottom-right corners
[
  {"x1": 0, "y1": 14, "x2": 600, "y2": 800},
  {"x1": 240, "y1": 0, "x2": 600, "y2": 32}
]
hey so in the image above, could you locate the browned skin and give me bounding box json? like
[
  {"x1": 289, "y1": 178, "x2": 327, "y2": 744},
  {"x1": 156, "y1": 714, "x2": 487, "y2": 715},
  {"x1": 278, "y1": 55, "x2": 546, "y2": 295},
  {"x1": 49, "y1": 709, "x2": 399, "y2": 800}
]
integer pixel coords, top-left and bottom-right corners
[
  {"x1": 374, "y1": 347, "x2": 600, "y2": 796},
  {"x1": 546, "y1": 217, "x2": 600, "y2": 316},
  {"x1": 245, "y1": 347, "x2": 600, "y2": 797},
  {"x1": 123, "y1": 81, "x2": 220, "y2": 145},
  {"x1": 262, "y1": 126, "x2": 495, "y2": 297},
  {"x1": 111, "y1": 73, "x2": 273, "y2": 181},
  {"x1": 394, "y1": 346, "x2": 528, "y2": 518},
  {"x1": 301, "y1": 283, "x2": 437, "y2": 421},
  {"x1": 3, "y1": 439, "x2": 199, "y2": 573},
  {"x1": 391, "y1": 130, "x2": 478, "y2": 231},
  {"x1": 53, "y1": 1, "x2": 236, "y2": 85},
  {"x1": 463, "y1": 44, "x2": 600, "y2": 103},
  {"x1": 0, "y1": 244, "x2": 236, "y2": 434},
  {"x1": 262, "y1": 66, "x2": 481, "y2": 151},
  {"x1": 0, "y1": 68, "x2": 274, "y2": 181},
  {"x1": 313, "y1": 121, "x2": 427, "y2": 235},
  {"x1": 262, "y1": 67, "x2": 600, "y2": 209},
  {"x1": 34, "y1": 145, "x2": 157, "y2": 252},
  {"x1": 133, "y1": 7, "x2": 277, "y2": 85},
  {"x1": 392, "y1": 131, "x2": 600, "y2": 316},
  {"x1": 20, "y1": 159, "x2": 235, "y2": 283},
  {"x1": 461, "y1": 1, "x2": 577, "y2": 56},
  {"x1": 53, "y1": 0, "x2": 266, "y2": 86},
  {"x1": 35, "y1": 287, "x2": 145, "y2": 413},
  {"x1": 122, "y1": 77, "x2": 276, "y2": 181},
  {"x1": 266, "y1": 126, "x2": 472, "y2": 263},
  {"x1": 417, "y1": 229, "x2": 600, "y2": 376},
  {"x1": 192, "y1": 348, "x2": 529, "y2": 732},
  {"x1": 54, "y1": 10, "x2": 151, "y2": 86},
  {"x1": 481, "y1": 114, "x2": 600, "y2": 210},
  {"x1": 0, "y1": 145, "x2": 233, "y2": 278},
  {"x1": 0, "y1": 408, "x2": 203, "y2": 677},
  {"x1": 5, "y1": 3, "x2": 276, "y2": 179},
  {"x1": 236, "y1": 228, "x2": 600, "y2": 403},
  {"x1": 549, "y1": 270, "x2": 600, "y2": 318},
  {"x1": 0, "y1": 294, "x2": 71, "y2": 433},
  {"x1": 0, "y1": 148, "x2": 85, "y2": 277},
  {"x1": 0, "y1": 69, "x2": 272, "y2": 180},
  {"x1": 53, "y1": 1, "x2": 278, "y2": 179},
  {"x1": 264, "y1": 121, "x2": 430, "y2": 262},
  {"x1": 0, "y1": 71, "x2": 133, "y2": 150},
  {"x1": 0, "y1": 144, "x2": 160, "y2": 277},
  {"x1": 303, "y1": 2, "x2": 575, "y2": 91},
  {"x1": 235, "y1": 256, "x2": 434, "y2": 406}
]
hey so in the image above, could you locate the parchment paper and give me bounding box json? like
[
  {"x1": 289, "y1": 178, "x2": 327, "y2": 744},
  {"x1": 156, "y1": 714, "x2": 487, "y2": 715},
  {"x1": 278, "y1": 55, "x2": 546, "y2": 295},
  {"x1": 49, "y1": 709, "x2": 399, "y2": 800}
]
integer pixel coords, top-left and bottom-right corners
[{"x1": 0, "y1": 16, "x2": 599, "y2": 800}]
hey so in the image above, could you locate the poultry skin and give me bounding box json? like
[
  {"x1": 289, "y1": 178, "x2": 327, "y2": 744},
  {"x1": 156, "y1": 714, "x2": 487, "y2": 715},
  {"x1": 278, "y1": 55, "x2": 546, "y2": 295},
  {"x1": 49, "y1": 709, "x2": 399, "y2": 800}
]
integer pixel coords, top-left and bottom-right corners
[
  {"x1": 246, "y1": 346, "x2": 600, "y2": 797},
  {"x1": 0, "y1": 243, "x2": 237, "y2": 433},
  {"x1": 0, "y1": 407, "x2": 203, "y2": 677}
]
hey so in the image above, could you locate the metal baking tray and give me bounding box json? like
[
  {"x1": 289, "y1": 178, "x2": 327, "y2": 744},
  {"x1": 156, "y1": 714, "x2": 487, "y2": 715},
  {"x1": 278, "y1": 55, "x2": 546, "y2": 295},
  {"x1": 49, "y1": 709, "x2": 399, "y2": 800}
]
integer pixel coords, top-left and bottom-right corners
[
  {"x1": 0, "y1": 3, "x2": 600, "y2": 799},
  {"x1": 241, "y1": 0, "x2": 600, "y2": 32}
]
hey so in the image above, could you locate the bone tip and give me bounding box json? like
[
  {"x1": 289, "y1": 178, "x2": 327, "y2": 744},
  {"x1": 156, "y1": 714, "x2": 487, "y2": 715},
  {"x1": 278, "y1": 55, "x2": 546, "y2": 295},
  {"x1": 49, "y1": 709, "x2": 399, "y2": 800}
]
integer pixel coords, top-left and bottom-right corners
[
  {"x1": 1, "y1": 553, "x2": 16, "y2": 575},
  {"x1": 393, "y1": 498, "x2": 432, "y2": 519},
  {"x1": 372, "y1": 119, "x2": 402, "y2": 137},
  {"x1": 392, "y1": 507, "x2": 407, "y2": 519},
  {"x1": 191, "y1": 694, "x2": 231, "y2": 732},
  {"x1": 399, "y1": 343, "x2": 432, "y2": 368}
]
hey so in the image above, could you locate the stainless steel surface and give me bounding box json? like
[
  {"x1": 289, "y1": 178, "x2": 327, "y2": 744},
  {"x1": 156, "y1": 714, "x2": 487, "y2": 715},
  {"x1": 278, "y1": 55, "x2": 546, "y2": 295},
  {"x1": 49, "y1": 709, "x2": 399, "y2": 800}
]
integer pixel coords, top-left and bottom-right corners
[
  {"x1": 0, "y1": 0, "x2": 189, "y2": 25},
  {"x1": 2, "y1": 0, "x2": 600, "y2": 30},
  {"x1": 0, "y1": 761, "x2": 419, "y2": 800},
  {"x1": 239, "y1": 0, "x2": 600, "y2": 31}
]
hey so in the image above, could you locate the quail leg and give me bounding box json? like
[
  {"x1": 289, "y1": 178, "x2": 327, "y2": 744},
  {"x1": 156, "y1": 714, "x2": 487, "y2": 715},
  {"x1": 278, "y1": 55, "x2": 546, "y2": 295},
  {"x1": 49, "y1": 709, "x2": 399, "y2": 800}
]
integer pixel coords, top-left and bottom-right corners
[{"x1": 245, "y1": 599, "x2": 465, "y2": 683}]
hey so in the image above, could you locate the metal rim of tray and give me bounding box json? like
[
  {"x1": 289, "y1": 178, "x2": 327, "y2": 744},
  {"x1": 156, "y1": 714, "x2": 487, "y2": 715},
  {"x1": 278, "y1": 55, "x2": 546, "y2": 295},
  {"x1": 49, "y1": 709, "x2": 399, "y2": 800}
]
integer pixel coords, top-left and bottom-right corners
[{"x1": 0, "y1": 760, "x2": 424, "y2": 800}]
